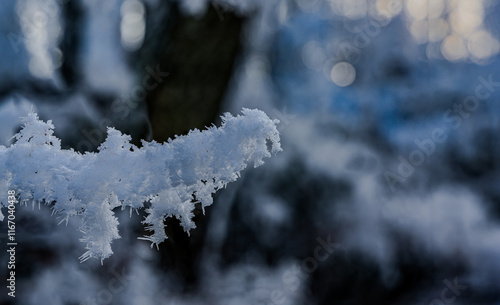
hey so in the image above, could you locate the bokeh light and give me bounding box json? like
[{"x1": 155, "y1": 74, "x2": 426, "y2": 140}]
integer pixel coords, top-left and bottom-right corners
[
  {"x1": 402, "y1": 0, "x2": 499, "y2": 62},
  {"x1": 302, "y1": 40, "x2": 327, "y2": 71},
  {"x1": 327, "y1": 0, "x2": 500, "y2": 62},
  {"x1": 120, "y1": 0, "x2": 145, "y2": 51},
  {"x1": 441, "y1": 34, "x2": 468, "y2": 61},
  {"x1": 330, "y1": 61, "x2": 356, "y2": 87},
  {"x1": 330, "y1": 0, "x2": 369, "y2": 20},
  {"x1": 375, "y1": 0, "x2": 403, "y2": 18}
]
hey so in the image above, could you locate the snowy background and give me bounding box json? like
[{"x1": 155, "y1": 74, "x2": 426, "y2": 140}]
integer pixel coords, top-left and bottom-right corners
[{"x1": 1, "y1": 0, "x2": 500, "y2": 304}]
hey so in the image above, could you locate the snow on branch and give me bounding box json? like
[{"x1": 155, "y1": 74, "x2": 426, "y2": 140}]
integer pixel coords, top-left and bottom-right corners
[{"x1": 0, "y1": 109, "x2": 281, "y2": 262}]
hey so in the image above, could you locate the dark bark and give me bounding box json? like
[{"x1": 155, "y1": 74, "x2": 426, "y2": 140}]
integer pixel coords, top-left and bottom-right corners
[{"x1": 145, "y1": 3, "x2": 245, "y2": 141}]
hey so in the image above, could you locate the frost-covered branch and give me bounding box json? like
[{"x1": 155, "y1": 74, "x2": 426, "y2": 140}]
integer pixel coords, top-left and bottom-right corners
[{"x1": 0, "y1": 109, "x2": 281, "y2": 262}]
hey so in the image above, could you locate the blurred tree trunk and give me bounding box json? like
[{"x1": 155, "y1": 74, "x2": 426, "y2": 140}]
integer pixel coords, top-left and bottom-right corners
[
  {"x1": 141, "y1": 2, "x2": 245, "y2": 289},
  {"x1": 145, "y1": 3, "x2": 244, "y2": 141}
]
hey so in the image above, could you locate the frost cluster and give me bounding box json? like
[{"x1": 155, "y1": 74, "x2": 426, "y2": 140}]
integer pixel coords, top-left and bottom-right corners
[{"x1": 0, "y1": 109, "x2": 281, "y2": 262}]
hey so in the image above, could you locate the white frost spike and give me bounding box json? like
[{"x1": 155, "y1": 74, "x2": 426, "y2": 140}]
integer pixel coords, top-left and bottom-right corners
[{"x1": 0, "y1": 109, "x2": 281, "y2": 261}]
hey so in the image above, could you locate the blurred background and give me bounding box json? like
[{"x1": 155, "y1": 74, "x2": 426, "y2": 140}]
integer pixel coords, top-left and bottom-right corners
[{"x1": 1, "y1": 0, "x2": 500, "y2": 304}]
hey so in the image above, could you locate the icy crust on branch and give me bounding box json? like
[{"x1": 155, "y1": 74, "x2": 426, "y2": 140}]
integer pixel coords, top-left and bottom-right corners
[{"x1": 0, "y1": 109, "x2": 281, "y2": 262}]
